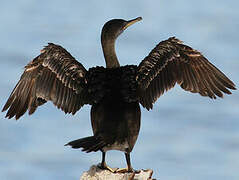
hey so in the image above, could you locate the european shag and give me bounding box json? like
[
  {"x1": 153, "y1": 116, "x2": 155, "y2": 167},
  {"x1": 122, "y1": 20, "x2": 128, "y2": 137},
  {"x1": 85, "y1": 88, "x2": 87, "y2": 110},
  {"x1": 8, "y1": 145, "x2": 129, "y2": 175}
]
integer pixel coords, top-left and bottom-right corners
[{"x1": 2, "y1": 17, "x2": 236, "y2": 172}]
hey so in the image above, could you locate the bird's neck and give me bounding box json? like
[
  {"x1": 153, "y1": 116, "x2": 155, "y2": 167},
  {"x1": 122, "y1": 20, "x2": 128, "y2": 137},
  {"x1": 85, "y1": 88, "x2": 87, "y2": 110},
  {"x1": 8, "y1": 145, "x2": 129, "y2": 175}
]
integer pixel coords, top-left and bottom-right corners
[{"x1": 101, "y1": 36, "x2": 120, "y2": 68}]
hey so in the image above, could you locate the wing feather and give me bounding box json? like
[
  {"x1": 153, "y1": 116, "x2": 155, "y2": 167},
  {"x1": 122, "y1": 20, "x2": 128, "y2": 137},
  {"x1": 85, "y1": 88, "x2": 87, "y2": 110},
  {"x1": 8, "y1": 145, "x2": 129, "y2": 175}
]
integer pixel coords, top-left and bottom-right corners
[
  {"x1": 2, "y1": 43, "x2": 88, "y2": 119},
  {"x1": 137, "y1": 37, "x2": 236, "y2": 110}
]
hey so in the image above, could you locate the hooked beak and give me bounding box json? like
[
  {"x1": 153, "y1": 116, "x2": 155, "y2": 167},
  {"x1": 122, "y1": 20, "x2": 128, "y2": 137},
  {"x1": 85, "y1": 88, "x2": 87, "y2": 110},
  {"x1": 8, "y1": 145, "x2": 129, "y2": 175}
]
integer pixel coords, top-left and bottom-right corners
[{"x1": 123, "y1": 17, "x2": 142, "y2": 30}]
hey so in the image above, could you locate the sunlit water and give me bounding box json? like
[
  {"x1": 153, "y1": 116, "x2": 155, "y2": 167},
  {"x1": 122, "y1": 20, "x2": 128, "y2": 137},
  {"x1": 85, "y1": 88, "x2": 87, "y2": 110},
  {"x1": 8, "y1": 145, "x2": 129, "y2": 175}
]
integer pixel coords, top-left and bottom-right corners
[{"x1": 0, "y1": 1, "x2": 238, "y2": 180}]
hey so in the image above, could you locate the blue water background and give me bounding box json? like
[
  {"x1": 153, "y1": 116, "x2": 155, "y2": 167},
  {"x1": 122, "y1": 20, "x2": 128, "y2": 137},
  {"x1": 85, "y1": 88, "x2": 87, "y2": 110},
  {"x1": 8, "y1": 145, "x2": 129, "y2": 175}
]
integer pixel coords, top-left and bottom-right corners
[{"x1": 0, "y1": 1, "x2": 238, "y2": 180}]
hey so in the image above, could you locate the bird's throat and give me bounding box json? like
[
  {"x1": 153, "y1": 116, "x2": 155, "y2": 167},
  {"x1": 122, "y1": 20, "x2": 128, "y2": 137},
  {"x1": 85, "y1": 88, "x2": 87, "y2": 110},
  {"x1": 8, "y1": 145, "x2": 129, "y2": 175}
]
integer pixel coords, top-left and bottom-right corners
[{"x1": 101, "y1": 38, "x2": 120, "y2": 68}]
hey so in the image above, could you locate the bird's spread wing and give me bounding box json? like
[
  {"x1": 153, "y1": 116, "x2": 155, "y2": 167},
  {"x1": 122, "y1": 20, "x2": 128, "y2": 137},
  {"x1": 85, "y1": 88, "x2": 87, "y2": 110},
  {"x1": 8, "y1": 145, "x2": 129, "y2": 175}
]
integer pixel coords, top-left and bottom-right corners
[
  {"x1": 137, "y1": 37, "x2": 236, "y2": 110},
  {"x1": 2, "y1": 43, "x2": 88, "y2": 119}
]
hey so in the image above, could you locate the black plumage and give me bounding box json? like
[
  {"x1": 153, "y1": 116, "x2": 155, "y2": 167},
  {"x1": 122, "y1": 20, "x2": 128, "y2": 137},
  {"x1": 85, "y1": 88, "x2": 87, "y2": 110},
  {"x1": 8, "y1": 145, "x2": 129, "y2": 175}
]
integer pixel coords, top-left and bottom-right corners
[{"x1": 2, "y1": 17, "x2": 236, "y2": 172}]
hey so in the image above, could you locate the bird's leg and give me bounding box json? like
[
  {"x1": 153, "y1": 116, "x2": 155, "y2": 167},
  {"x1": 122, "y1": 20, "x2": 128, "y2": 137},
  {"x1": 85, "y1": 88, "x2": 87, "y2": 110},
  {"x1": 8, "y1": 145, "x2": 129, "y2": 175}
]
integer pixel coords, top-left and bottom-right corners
[
  {"x1": 126, "y1": 152, "x2": 133, "y2": 172},
  {"x1": 100, "y1": 151, "x2": 106, "y2": 168},
  {"x1": 98, "y1": 151, "x2": 117, "y2": 172},
  {"x1": 116, "y1": 152, "x2": 139, "y2": 173}
]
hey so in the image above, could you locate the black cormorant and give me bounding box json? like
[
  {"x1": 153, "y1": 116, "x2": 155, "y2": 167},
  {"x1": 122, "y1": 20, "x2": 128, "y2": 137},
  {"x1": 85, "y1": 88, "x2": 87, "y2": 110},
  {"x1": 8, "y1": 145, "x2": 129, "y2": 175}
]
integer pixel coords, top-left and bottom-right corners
[{"x1": 2, "y1": 17, "x2": 236, "y2": 172}]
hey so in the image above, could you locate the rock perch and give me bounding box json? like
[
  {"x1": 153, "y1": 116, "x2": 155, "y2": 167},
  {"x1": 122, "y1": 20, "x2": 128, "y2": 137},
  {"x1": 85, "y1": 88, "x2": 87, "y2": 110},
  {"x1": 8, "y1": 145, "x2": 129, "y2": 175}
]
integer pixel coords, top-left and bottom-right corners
[{"x1": 80, "y1": 165, "x2": 155, "y2": 180}]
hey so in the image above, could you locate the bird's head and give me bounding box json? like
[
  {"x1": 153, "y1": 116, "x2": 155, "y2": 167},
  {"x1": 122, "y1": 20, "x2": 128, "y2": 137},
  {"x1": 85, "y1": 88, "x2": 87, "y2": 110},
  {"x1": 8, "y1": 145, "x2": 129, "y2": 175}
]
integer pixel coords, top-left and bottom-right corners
[{"x1": 101, "y1": 17, "x2": 142, "y2": 42}]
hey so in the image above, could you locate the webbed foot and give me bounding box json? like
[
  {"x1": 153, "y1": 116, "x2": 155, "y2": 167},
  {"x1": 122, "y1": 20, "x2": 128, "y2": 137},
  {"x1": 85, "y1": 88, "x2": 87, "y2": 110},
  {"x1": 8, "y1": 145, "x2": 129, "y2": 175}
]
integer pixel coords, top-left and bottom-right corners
[{"x1": 97, "y1": 162, "x2": 118, "y2": 173}]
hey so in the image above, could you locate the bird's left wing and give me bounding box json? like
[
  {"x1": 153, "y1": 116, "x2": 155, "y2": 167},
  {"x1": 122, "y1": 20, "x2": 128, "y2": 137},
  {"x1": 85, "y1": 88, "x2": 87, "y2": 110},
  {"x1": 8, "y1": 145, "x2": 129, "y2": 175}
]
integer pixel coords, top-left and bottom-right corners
[
  {"x1": 2, "y1": 43, "x2": 88, "y2": 119},
  {"x1": 137, "y1": 37, "x2": 236, "y2": 110}
]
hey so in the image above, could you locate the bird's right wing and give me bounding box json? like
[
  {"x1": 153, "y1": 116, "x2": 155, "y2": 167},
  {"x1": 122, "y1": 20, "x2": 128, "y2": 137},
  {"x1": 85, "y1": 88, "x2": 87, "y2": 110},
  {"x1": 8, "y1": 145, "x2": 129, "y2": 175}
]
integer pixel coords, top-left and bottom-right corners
[
  {"x1": 137, "y1": 37, "x2": 236, "y2": 110},
  {"x1": 2, "y1": 43, "x2": 88, "y2": 119}
]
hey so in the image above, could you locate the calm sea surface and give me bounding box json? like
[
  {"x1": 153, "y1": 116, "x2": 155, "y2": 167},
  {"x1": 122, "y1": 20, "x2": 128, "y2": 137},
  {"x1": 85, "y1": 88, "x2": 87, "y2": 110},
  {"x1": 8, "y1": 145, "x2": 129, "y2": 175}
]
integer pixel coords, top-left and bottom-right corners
[{"x1": 0, "y1": 1, "x2": 238, "y2": 180}]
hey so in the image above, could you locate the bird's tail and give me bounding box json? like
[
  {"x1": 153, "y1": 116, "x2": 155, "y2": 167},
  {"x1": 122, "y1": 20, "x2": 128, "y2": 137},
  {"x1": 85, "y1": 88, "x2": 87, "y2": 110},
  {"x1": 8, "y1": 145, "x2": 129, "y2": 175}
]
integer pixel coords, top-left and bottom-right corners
[{"x1": 65, "y1": 135, "x2": 107, "y2": 153}]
